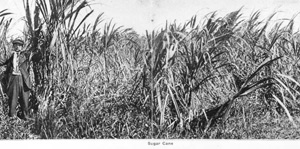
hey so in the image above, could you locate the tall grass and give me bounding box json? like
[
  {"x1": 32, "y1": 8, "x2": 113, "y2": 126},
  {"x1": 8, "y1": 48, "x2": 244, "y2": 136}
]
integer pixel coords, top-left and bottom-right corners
[{"x1": 0, "y1": 1, "x2": 300, "y2": 139}]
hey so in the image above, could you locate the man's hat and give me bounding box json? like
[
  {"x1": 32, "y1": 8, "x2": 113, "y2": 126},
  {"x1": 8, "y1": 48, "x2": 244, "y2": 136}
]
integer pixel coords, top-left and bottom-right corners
[{"x1": 12, "y1": 39, "x2": 24, "y2": 46}]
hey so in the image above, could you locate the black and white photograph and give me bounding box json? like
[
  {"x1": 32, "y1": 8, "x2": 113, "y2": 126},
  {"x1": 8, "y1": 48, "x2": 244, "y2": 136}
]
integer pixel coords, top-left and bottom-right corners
[{"x1": 0, "y1": 0, "x2": 300, "y2": 148}]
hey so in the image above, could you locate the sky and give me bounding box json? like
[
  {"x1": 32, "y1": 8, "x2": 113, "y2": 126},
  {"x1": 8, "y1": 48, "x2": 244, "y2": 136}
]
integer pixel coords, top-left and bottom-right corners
[{"x1": 0, "y1": 0, "x2": 300, "y2": 37}]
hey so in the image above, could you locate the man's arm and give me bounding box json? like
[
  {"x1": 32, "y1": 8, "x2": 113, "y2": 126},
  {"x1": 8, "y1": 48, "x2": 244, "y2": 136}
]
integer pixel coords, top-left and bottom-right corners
[{"x1": 0, "y1": 50, "x2": 12, "y2": 66}]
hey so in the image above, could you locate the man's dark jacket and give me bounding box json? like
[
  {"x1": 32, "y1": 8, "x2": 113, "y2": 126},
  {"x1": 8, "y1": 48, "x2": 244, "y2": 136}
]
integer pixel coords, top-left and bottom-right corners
[{"x1": 0, "y1": 51, "x2": 32, "y2": 90}]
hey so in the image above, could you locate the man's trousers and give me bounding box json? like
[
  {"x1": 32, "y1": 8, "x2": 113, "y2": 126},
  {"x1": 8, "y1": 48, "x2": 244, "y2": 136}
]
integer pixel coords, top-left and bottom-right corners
[{"x1": 6, "y1": 75, "x2": 30, "y2": 119}]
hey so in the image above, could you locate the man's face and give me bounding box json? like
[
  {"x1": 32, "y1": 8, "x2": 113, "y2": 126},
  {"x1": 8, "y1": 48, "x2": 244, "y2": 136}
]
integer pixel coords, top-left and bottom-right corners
[{"x1": 13, "y1": 43, "x2": 23, "y2": 51}]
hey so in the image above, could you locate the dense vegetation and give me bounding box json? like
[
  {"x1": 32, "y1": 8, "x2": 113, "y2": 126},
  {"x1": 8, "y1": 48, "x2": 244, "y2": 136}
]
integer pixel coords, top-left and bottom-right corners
[{"x1": 1, "y1": 0, "x2": 300, "y2": 139}]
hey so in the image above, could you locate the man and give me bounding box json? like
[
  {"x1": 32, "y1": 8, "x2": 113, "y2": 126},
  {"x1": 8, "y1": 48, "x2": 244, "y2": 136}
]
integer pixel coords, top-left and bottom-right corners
[{"x1": 0, "y1": 38, "x2": 32, "y2": 120}]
